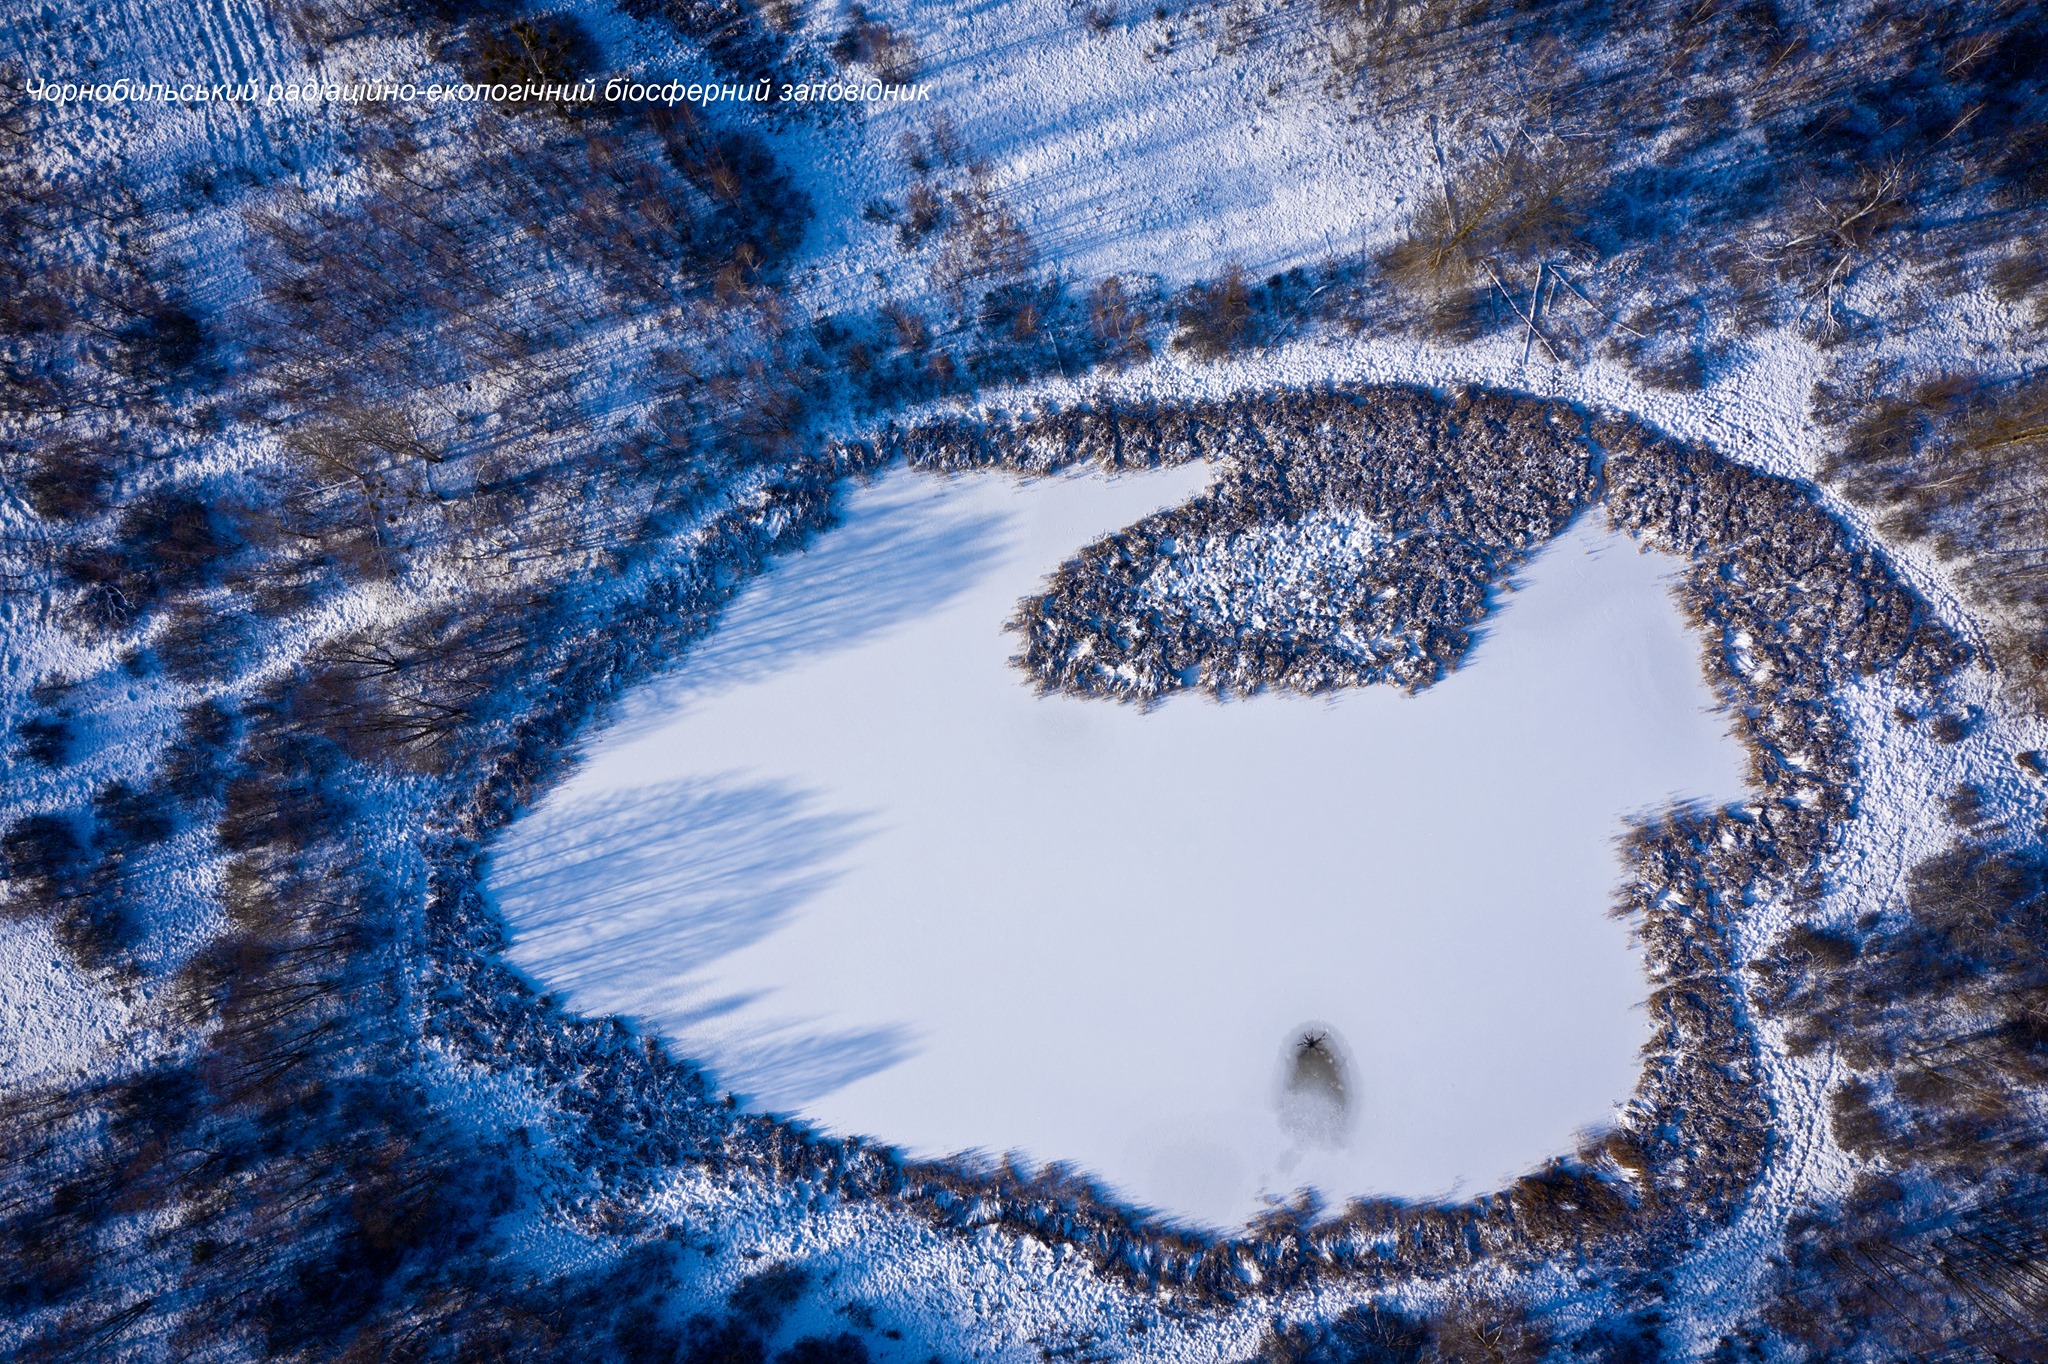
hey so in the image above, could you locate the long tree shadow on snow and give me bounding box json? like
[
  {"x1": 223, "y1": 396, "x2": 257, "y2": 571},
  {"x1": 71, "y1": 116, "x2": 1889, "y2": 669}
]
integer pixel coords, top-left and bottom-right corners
[
  {"x1": 606, "y1": 476, "x2": 1012, "y2": 740},
  {"x1": 488, "y1": 777, "x2": 909, "y2": 1109}
]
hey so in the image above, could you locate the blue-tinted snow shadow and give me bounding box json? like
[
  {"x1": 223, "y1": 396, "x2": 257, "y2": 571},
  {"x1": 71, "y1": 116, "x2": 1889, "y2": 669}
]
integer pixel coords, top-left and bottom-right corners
[
  {"x1": 487, "y1": 777, "x2": 912, "y2": 1107},
  {"x1": 610, "y1": 477, "x2": 1012, "y2": 739}
]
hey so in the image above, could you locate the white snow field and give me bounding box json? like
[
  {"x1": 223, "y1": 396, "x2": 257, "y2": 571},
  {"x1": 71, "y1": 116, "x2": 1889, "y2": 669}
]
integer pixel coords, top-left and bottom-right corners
[{"x1": 488, "y1": 459, "x2": 1748, "y2": 1229}]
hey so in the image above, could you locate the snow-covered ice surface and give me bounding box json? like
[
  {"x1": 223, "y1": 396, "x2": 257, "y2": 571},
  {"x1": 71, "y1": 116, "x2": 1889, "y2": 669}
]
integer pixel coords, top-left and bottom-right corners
[{"x1": 490, "y1": 460, "x2": 1748, "y2": 1229}]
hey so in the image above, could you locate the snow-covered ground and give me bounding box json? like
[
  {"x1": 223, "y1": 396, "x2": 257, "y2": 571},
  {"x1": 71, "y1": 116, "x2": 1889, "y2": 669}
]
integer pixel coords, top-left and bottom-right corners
[
  {"x1": 488, "y1": 459, "x2": 1747, "y2": 1229},
  {"x1": 820, "y1": 0, "x2": 1410, "y2": 286}
]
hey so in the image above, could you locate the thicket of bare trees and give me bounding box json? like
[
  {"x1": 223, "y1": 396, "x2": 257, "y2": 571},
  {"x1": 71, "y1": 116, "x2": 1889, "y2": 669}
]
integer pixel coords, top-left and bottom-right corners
[
  {"x1": 0, "y1": 0, "x2": 868, "y2": 1347},
  {"x1": 1746, "y1": 843, "x2": 2048, "y2": 1355},
  {"x1": 830, "y1": 4, "x2": 919, "y2": 84},
  {"x1": 444, "y1": 9, "x2": 600, "y2": 96},
  {"x1": 1087, "y1": 276, "x2": 1152, "y2": 369},
  {"x1": 1817, "y1": 369, "x2": 2048, "y2": 713},
  {"x1": 1375, "y1": 140, "x2": 1601, "y2": 344},
  {"x1": 1250, "y1": 1296, "x2": 1547, "y2": 1364},
  {"x1": 1304, "y1": 1, "x2": 2048, "y2": 347},
  {"x1": 1170, "y1": 264, "x2": 1254, "y2": 359}
]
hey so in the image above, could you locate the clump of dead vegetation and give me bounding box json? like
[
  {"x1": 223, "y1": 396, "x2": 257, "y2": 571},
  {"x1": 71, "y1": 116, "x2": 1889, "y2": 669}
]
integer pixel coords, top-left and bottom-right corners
[
  {"x1": 1376, "y1": 139, "x2": 1602, "y2": 343},
  {"x1": 993, "y1": 386, "x2": 1597, "y2": 701},
  {"x1": 831, "y1": 3, "x2": 921, "y2": 83},
  {"x1": 1087, "y1": 276, "x2": 1153, "y2": 369},
  {"x1": 437, "y1": 9, "x2": 601, "y2": 106},
  {"x1": 1170, "y1": 264, "x2": 1254, "y2": 359},
  {"x1": 928, "y1": 176, "x2": 1036, "y2": 302}
]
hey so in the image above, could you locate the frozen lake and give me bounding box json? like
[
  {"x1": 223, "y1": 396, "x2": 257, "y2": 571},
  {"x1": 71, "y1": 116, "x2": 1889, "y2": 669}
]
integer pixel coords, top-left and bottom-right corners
[{"x1": 488, "y1": 462, "x2": 1748, "y2": 1230}]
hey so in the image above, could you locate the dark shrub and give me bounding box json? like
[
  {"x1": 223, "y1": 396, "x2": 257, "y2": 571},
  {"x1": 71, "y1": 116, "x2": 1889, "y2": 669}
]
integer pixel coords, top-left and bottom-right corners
[
  {"x1": 1, "y1": 813, "x2": 92, "y2": 911},
  {"x1": 21, "y1": 440, "x2": 115, "y2": 522},
  {"x1": 53, "y1": 864, "x2": 141, "y2": 969},
  {"x1": 15, "y1": 714, "x2": 73, "y2": 767},
  {"x1": 686, "y1": 1317, "x2": 767, "y2": 1364},
  {"x1": 779, "y1": 1333, "x2": 868, "y2": 1364},
  {"x1": 66, "y1": 491, "x2": 243, "y2": 627},
  {"x1": 122, "y1": 493, "x2": 241, "y2": 596},
  {"x1": 121, "y1": 304, "x2": 207, "y2": 384},
  {"x1": 455, "y1": 12, "x2": 599, "y2": 91},
  {"x1": 161, "y1": 699, "x2": 240, "y2": 805},
  {"x1": 1171, "y1": 265, "x2": 1251, "y2": 360},
  {"x1": 154, "y1": 605, "x2": 257, "y2": 685},
  {"x1": 94, "y1": 781, "x2": 175, "y2": 846},
  {"x1": 730, "y1": 1261, "x2": 808, "y2": 1329}
]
